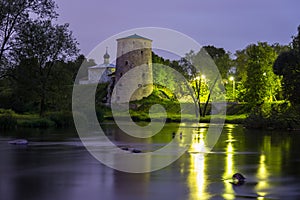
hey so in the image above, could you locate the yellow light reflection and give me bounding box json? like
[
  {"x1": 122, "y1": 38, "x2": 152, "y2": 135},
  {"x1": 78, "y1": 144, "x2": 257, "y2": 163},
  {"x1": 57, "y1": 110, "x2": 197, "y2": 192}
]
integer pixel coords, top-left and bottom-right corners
[
  {"x1": 226, "y1": 143, "x2": 234, "y2": 176},
  {"x1": 188, "y1": 131, "x2": 210, "y2": 200},
  {"x1": 222, "y1": 131, "x2": 235, "y2": 200},
  {"x1": 256, "y1": 154, "x2": 269, "y2": 197},
  {"x1": 226, "y1": 124, "x2": 235, "y2": 130},
  {"x1": 256, "y1": 136, "x2": 271, "y2": 197}
]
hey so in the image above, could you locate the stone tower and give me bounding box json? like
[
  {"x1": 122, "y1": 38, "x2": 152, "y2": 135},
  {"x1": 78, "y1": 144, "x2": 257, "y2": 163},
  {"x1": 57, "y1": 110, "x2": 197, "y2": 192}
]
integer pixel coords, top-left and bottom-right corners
[{"x1": 113, "y1": 34, "x2": 153, "y2": 102}]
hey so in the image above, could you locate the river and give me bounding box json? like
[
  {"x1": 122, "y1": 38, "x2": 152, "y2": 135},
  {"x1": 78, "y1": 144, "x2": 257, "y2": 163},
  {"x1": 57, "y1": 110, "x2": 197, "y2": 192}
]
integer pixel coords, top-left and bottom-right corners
[{"x1": 1, "y1": 123, "x2": 300, "y2": 200}]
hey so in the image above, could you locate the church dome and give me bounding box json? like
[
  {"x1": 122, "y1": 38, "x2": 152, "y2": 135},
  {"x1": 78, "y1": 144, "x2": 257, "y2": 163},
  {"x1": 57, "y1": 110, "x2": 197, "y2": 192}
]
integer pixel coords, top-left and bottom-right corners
[
  {"x1": 104, "y1": 51, "x2": 110, "y2": 59},
  {"x1": 103, "y1": 47, "x2": 110, "y2": 64}
]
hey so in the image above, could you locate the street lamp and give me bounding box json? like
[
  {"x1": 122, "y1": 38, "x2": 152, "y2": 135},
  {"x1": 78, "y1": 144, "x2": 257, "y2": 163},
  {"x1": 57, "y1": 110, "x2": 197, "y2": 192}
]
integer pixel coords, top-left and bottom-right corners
[{"x1": 229, "y1": 76, "x2": 235, "y2": 102}]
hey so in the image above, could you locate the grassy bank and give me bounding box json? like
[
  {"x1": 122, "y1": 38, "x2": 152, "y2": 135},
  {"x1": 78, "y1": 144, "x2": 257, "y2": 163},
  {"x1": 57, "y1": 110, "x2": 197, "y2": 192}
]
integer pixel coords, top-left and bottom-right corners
[
  {"x1": 0, "y1": 87, "x2": 250, "y2": 129},
  {"x1": 1, "y1": 108, "x2": 247, "y2": 130},
  {"x1": 2, "y1": 106, "x2": 295, "y2": 130},
  {"x1": 1, "y1": 89, "x2": 299, "y2": 131},
  {"x1": 104, "y1": 90, "x2": 249, "y2": 124},
  {"x1": 0, "y1": 109, "x2": 76, "y2": 129},
  {"x1": 105, "y1": 112, "x2": 247, "y2": 124}
]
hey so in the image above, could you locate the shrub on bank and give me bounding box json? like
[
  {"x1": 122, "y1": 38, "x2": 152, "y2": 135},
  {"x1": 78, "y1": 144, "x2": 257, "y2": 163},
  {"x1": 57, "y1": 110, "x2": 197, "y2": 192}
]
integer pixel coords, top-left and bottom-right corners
[
  {"x1": 0, "y1": 113, "x2": 17, "y2": 129},
  {"x1": 18, "y1": 118, "x2": 55, "y2": 128},
  {"x1": 0, "y1": 108, "x2": 15, "y2": 115},
  {"x1": 45, "y1": 111, "x2": 74, "y2": 127},
  {"x1": 96, "y1": 106, "x2": 107, "y2": 123},
  {"x1": 226, "y1": 103, "x2": 252, "y2": 115},
  {"x1": 244, "y1": 103, "x2": 300, "y2": 130}
]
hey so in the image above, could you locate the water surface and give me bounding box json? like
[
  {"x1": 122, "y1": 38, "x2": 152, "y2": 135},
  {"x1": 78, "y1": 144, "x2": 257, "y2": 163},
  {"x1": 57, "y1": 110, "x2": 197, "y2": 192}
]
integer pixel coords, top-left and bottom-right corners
[{"x1": 1, "y1": 124, "x2": 300, "y2": 200}]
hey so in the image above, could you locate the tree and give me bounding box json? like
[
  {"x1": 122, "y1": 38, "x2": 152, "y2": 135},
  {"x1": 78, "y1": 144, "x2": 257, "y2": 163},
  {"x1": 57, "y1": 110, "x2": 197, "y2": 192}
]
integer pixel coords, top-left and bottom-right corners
[
  {"x1": 6, "y1": 56, "x2": 87, "y2": 113},
  {"x1": 152, "y1": 52, "x2": 170, "y2": 87},
  {"x1": 234, "y1": 49, "x2": 248, "y2": 83},
  {"x1": 273, "y1": 25, "x2": 300, "y2": 105},
  {"x1": 12, "y1": 19, "x2": 78, "y2": 116},
  {"x1": 9, "y1": 58, "x2": 42, "y2": 112},
  {"x1": 179, "y1": 49, "x2": 224, "y2": 118},
  {"x1": 71, "y1": 54, "x2": 97, "y2": 83},
  {"x1": 203, "y1": 45, "x2": 233, "y2": 79},
  {"x1": 152, "y1": 52, "x2": 187, "y2": 100},
  {"x1": 243, "y1": 42, "x2": 280, "y2": 107},
  {"x1": 0, "y1": 0, "x2": 57, "y2": 77},
  {"x1": 234, "y1": 43, "x2": 289, "y2": 102}
]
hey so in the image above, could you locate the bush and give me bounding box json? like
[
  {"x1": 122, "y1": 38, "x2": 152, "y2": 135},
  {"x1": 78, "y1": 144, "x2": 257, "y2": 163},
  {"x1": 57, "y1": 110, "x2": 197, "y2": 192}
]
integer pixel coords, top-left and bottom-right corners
[
  {"x1": 45, "y1": 111, "x2": 74, "y2": 127},
  {"x1": 0, "y1": 113, "x2": 17, "y2": 129},
  {"x1": 244, "y1": 103, "x2": 300, "y2": 130},
  {"x1": 18, "y1": 118, "x2": 55, "y2": 128},
  {"x1": 96, "y1": 107, "x2": 106, "y2": 122},
  {"x1": 0, "y1": 108, "x2": 15, "y2": 115},
  {"x1": 226, "y1": 103, "x2": 252, "y2": 115}
]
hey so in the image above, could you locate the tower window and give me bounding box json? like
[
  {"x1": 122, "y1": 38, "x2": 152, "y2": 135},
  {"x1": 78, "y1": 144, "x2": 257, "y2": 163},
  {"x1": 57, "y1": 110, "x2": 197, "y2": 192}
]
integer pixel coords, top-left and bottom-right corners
[
  {"x1": 125, "y1": 61, "x2": 128, "y2": 65},
  {"x1": 138, "y1": 84, "x2": 142, "y2": 88},
  {"x1": 141, "y1": 50, "x2": 143, "y2": 55}
]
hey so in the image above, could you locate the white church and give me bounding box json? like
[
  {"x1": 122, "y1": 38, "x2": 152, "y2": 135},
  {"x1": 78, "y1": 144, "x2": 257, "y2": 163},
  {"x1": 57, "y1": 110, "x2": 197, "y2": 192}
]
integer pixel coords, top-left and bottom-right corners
[{"x1": 79, "y1": 48, "x2": 115, "y2": 85}]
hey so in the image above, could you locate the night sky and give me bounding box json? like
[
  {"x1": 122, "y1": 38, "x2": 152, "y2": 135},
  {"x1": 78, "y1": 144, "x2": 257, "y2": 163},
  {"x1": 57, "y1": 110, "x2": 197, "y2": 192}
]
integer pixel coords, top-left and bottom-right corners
[{"x1": 55, "y1": 0, "x2": 300, "y2": 57}]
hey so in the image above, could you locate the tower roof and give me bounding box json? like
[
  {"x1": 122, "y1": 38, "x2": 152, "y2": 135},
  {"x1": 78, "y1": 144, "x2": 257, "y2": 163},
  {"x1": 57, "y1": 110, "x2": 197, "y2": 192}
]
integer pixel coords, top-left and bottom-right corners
[{"x1": 117, "y1": 34, "x2": 152, "y2": 41}]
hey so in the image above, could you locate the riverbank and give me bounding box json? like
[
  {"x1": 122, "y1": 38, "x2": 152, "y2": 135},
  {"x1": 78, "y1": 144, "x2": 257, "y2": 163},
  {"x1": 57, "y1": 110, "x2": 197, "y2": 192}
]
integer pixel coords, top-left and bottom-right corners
[
  {"x1": 0, "y1": 108, "x2": 247, "y2": 129},
  {"x1": 1, "y1": 101, "x2": 300, "y2": 130},
  {"x1": 0, "y1": 110, "x2": 74, "y2": 129},
  {"x1": 104, "y1": 112, "x2": 247, "y2": 124}
]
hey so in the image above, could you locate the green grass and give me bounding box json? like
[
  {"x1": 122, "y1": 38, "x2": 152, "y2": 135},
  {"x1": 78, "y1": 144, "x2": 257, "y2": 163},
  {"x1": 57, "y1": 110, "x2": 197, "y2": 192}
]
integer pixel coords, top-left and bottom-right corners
[
  {"x1": 0, "y1": 110, "x2": 74, "y2": 128},
  {"x1": 17, "y1": 118, "x2": 55, "y2": 128},
  {"x1": 105, "y1": 110, "x2": 247, "y2": 124},
  {"x1": 224, "y1": 114, "x2": 247, "y2": 124},
  {"x1": 0, "y1": 108, "x2": 247, "y2": 130}
]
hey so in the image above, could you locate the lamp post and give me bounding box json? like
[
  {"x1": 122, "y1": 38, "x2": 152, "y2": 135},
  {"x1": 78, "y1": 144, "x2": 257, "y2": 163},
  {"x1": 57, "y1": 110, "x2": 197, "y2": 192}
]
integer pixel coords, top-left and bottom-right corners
[{"x1": 229, "y1": 76, "x2": 235, "y2": 102}]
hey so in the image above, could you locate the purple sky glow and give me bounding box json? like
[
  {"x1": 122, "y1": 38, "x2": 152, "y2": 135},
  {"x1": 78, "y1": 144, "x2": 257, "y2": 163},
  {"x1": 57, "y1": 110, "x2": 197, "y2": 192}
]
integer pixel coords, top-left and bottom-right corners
[{"x1": 55, "y1": 0, "x2": 300, "y2": 61}]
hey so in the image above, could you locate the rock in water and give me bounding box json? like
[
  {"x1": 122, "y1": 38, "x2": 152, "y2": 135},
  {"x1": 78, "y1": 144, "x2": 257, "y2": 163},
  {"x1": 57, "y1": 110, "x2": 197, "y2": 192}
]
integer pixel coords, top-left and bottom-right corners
[
  {"x1": 8, "y1": 139, "x2": 28, "y2": 145},
  {"x1": 232, "y1": 173, "x2": 246, "y2": 185},
  {"x1": 121, "y1": 147, "x2": 129, "y2": 151},
  {"x1": 131, "y1": 149, "x2": 142, "y2": 153}
]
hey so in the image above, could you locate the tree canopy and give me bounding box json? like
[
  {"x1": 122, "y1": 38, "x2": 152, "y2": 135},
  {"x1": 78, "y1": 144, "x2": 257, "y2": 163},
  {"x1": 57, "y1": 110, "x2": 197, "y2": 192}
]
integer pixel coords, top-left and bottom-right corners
[
  {"x1": 273, "y1": 26, "x2": 300, "y2": 105},
  {"x1": 0, "y1": 0, "x2": 57, "y2": 77},
  {"x1": 203, "y1": 45, "x2": 233, "y2": 79},
  {"x1": 242, "y1": 42, "x2": 280, "y2": 106},
  {"x1": 0, "y1": 0, "x2": 79, "y2": 115}
]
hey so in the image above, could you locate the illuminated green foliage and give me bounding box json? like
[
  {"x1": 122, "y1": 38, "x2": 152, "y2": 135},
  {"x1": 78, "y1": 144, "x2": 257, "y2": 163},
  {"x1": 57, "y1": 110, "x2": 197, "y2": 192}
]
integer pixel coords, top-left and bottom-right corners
[{"x1": 240, "y1": 42, "x2": 281, "y2": 107}]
